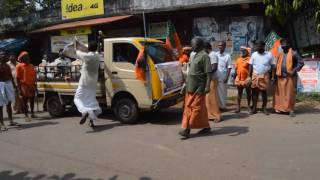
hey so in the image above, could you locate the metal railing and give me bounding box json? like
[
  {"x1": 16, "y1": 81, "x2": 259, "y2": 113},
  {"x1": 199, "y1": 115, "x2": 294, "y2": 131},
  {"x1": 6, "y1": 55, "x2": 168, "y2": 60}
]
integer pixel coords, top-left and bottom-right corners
[{"x1": 37, "y1": 64, "x2": 105, "y2": 82}]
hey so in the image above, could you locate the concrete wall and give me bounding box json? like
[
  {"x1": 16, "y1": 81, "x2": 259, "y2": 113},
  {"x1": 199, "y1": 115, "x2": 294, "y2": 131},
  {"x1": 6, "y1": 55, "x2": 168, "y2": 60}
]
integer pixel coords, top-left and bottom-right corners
[{"x1": 132, "y1": 0, "x2": 261, "y2": 11}]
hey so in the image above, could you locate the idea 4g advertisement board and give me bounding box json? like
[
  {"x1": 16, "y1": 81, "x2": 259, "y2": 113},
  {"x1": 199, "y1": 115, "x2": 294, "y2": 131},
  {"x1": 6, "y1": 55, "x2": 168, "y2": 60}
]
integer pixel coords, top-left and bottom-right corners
[{"x1": 61, "y1": 0, "x2": 104, "y2": 20}]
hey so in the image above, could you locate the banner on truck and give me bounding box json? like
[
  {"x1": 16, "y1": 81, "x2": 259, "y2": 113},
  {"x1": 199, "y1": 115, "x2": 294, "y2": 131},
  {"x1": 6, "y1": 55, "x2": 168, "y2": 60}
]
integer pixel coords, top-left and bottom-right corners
[
  {"x1": 297, "y1": 61, "x2": 320, "y2": 93},
  {"x1": 155, "y1": 62, "x2": 184, "y2": 96},
  {"x1": 61, "y1": 0, "x2": 104, "y2": 20},
  {"x1": 51, "y1": 35, "x2": 88, "y2": 53}
]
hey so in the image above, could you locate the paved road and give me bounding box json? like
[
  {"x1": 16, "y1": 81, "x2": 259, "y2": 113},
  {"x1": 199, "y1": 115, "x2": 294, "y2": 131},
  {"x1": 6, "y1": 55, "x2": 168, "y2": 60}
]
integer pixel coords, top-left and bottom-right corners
[{"x1": 0, "y1": 103, "x2": 320, "y2": 180}]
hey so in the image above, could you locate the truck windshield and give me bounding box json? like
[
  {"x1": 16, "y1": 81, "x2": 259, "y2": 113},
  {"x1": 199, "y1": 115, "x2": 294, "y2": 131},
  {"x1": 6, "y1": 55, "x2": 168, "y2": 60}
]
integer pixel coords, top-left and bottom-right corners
[{"x1": 140, "y1": 41, "x2": 175, "y2": 64}]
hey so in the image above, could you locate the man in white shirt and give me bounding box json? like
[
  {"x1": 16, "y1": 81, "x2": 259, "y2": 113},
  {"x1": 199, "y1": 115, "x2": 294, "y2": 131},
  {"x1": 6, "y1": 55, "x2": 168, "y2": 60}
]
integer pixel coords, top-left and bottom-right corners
[
  {"x1": 73, "y1": 41, "x2": 102, "y2": 128},
  {"x1": 50, "y1": 49, "x2": 72, "y2": 78},
  {"x1": 215, "y1": 41, "x2": 232, "y2": 110},
  {"x1": 7, "y1": 54, "x2": 23, "y2": 114},
  {"x1": 249, "y1": 41, "x2": 274, "y2": 115}
]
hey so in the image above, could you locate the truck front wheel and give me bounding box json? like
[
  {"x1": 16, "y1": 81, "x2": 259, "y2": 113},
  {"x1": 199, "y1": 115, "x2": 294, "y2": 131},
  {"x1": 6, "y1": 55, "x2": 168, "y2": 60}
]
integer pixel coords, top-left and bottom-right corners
[
  {"x1": 47, "y1": 96, "x2": 65, "y2": 117},
  {"x1": 114, "y1": 98, "x2": 139, "y2": 124}
]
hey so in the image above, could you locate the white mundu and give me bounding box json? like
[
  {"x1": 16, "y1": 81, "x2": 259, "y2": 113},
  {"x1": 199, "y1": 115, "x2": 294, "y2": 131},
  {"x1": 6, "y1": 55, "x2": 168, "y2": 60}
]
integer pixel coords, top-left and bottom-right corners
[
  {"x1": 74, "y1": 50, "x2": 102, "y2": 121},
  {"x1": 215, "y1": 51, "x2": 232, "y2": 109}
]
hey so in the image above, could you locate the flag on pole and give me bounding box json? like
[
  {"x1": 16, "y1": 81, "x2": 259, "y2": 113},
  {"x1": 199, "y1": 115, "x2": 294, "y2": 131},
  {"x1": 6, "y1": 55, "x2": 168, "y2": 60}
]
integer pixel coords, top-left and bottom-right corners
[
  {"x1": 165, "y1": 21, "x2": 183, "y2": 58},
  {"x1": 265, "y1": 31, "x2": 281, "y2": 57},
  {"x1": 270, "y1": 39, "x2": 282, "y2": 57}
]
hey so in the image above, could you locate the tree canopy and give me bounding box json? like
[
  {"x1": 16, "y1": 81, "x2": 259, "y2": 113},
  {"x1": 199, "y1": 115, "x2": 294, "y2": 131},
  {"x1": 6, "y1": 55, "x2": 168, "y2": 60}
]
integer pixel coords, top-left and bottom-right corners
[
  {"x1": 263, "y1": 0, "x2": 320, "y2": 32},
  {"x1": 0, "y1": 0, "x2": 61, "y2": 18}
]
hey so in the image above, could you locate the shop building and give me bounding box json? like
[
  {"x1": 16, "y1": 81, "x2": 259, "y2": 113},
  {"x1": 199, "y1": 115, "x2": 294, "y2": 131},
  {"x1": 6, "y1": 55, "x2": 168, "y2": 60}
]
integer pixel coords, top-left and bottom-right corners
[
  {"x1": 24, "y1": 0, "x2": 272, "y2": 63},
  {"x1": 2, "y1": 0, "x2": 320, "y2": 62}
]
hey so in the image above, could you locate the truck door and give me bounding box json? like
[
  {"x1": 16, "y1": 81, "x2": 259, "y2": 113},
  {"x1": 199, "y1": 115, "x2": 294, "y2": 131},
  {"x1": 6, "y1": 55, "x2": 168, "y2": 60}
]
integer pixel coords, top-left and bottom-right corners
[{"x1": 110, "y1": 42, "x2": 139, "y2": 78}]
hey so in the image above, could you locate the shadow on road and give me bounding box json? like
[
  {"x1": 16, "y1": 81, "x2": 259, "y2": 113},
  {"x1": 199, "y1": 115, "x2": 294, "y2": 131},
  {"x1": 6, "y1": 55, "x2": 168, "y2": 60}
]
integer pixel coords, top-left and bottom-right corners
[
  {"x1": 99, "y1": 108, "x2": 183, "y2": 126},
  {"x1": 222, "y1": 112, "x2": 249, "y2": 122},
  {"x1": 139, "y1": 108, "x2": 183, "y2": 125},
  {"x1": 213, "y1": 126, "x2": 249, "y2": 136},
  {"x1": 186, "y1": 126, "x2": 249, "y2": 139},
  {"x1": 86, "y1": 122, "x2": 124, "y2": 134},
  {"x1": 295, "y1": 105, "x2": 320, "y2": 115},
  {"x1": 0, "y1": 171, "x2": 91, "y2": 180},
  {"x1": 8, "y1": 121, "x2": 59, "y2": 130},
  {"x1": 0, "y1": 171, "x2": 152, "y2": 180}
]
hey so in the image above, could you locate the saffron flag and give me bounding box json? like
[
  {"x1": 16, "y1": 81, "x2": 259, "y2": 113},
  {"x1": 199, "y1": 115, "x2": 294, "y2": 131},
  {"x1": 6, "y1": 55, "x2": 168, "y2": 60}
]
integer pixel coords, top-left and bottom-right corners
[
  {"x1": 135, "y1": 47, "x2": 146, "y2": 82},
  {"x1": 270, "y1": 39, "x2": 282, "y2": 57},
  {"x1": 166, "y1": 21, "x2": 183, "y2": 59},
  {"x1": 265, "y1": 31, "x2": 281, "y2": 57}
]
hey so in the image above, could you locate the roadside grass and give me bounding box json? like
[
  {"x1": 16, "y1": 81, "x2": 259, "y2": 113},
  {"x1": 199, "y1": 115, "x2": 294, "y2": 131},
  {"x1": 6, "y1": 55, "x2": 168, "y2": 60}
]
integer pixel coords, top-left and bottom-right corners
[
  {"x1": 228, "y1": 92, "x2": 320, "y2": 107},
  {"x1": 296, "y1": 93, "x2": 320, "y2": 103}
]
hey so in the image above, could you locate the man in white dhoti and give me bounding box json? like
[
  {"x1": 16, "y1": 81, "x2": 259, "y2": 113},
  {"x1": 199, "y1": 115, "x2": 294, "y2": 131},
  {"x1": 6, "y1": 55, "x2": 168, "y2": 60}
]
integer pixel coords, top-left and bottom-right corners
[
  {"x1": 73, "y1": 41, "x2": 102, "y2": 128},
  {"x1": 215, "y1": 41, "x2": 232, "y2": 110}
]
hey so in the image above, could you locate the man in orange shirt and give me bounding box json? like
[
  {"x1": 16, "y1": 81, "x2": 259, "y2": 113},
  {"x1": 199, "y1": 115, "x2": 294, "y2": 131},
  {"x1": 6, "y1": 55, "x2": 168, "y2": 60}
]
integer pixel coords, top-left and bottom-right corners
[
  {"x1": 16, "y1": 51, "x2": 37, "y2": 121},
  {"x1": 234, "y1": 47, "x2": 252, "y2": 113}
]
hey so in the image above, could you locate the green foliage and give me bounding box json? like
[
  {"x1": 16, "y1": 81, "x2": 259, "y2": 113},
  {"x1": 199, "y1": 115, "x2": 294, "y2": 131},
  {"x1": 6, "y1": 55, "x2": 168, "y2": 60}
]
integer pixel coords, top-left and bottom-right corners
[
  {"x1": 0, "y1": 0, "x2": 61, "y2": 18},
  {"x1": 263, "y1": 0, "x2": 320, "y2": 32},
  {"x1": 0, "y1": 0, "x2": 31, "y2": 18},
  {"x1": 296, "y1": 93, "x2": 320, "y2": 103},
  {"x1": 29, "y1": 0, "x2": 61, "y2": 10}
]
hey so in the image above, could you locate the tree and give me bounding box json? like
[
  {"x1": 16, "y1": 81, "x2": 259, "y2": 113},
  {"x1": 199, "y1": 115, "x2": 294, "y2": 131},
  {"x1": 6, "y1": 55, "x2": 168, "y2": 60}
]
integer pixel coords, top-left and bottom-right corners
[
  {"x1": 27, "y1": 0, "x2": 61, "y2": 11},
  {"x1": 0, "y1": 0, "x2": 61, "y2": 18},
  {"x1": 263, "y1": 0, "x2": 320, "y2": 32},
  {"x1": 0, "y1": 0, "x2": 32, "y2": 18}
]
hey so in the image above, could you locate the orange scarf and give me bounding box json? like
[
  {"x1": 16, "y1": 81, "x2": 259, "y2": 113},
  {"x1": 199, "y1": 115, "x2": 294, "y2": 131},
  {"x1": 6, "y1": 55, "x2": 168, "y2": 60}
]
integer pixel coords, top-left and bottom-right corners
[{"x1": 276, "y1": 49, "x2": 293, "y2": 76}]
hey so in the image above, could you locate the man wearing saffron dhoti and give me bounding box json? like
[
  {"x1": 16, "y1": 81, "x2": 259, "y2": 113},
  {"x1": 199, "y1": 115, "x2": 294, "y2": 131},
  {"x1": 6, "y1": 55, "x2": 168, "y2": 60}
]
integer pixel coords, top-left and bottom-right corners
[
  {"x1": 273, "y1": 38, "x2": 304, "y2": 117},
  {"x1": 179, "y1": 37, "x2": 212, "y2": 139}
]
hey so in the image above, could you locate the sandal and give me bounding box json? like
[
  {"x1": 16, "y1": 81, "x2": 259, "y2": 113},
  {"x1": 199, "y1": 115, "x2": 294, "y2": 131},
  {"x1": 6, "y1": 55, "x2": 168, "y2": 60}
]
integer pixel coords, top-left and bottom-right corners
[
  {"x1": 0, "y1": 124, "x2": 8, "y2": 131},
  {"x1": 31, "y1": 114, "x2": 38, "y2": 118},
  {"x1": 9, "y1": 122, "x2": 21, "y2": 126},
  {"x1": 25, "y1": 117, "x2": 32, "y2": 122},
  {"x1": 89, "y1": 119, "x2": 95, "y2": 128}
]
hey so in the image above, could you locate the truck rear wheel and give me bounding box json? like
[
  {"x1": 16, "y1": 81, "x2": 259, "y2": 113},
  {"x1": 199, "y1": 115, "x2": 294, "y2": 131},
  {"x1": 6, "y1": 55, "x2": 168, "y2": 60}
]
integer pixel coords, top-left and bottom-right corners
[
  {"x1": 47, "y1": 96, "x2": 65, "y2": 117},
  {"x1": 114, "y1": 98, "x2": 139, "y2": 124}
]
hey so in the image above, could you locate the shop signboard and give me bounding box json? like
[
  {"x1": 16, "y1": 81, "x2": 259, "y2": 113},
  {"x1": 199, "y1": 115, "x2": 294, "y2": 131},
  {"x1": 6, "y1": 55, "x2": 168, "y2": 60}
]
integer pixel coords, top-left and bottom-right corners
[
  {"x1": 51, "y1": 35, "x2": 88, "y2": 53},
  {"x1": 155, "y1": 61, "x2": 184, "y2": 95},
  {"x1": 297, "y1": 60, "x2": 320, "y2": 93},
  {"x1": 148, "y1": 22, "x2": 168, "y2": 39},
  {"x1": 60, "y1": 27, "x2": 92, "y2": 36},
  {"x1": 61, "y1": 0, "x2": 104, "y2": 20}
]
